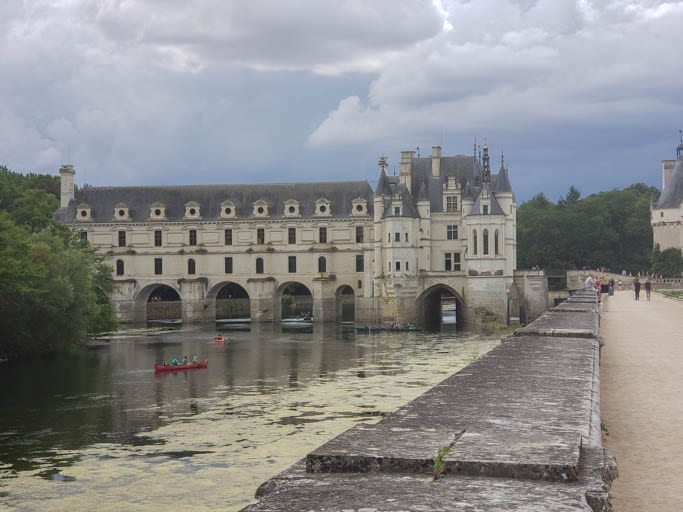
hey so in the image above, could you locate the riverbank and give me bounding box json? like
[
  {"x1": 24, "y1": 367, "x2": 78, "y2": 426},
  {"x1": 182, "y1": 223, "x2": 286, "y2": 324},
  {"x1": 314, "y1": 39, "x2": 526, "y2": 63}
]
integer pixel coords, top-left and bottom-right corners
[
  {"x1": 242, "y1": 290, "x2": 615, "y2": 511},
  {"x1": 600, "y1": 290, "x2": 683, "y2": 511}
]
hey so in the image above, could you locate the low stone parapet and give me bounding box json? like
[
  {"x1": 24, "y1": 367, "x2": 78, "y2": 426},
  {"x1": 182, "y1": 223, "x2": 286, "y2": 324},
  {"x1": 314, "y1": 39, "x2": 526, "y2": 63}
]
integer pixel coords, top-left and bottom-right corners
[{"x1": 241, "y1": 293, "x2": 616, "y2": 511}]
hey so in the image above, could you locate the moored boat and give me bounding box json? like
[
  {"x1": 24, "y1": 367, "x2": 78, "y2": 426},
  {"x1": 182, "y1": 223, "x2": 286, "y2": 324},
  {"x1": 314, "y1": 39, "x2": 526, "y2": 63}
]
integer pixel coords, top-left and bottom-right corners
[{"x1": 154, "y1": 360, "x2": 208, "y2": 372}]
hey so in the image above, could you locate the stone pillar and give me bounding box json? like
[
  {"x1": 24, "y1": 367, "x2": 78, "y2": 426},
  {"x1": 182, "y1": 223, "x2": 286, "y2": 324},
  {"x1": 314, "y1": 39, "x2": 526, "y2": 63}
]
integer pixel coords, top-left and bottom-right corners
[
  {"x1": 249, "y1": 277, "x2": 276, "y2": 322},
  {"x1": 179, "y1": 278, "x2": 208, "y2": 323},
  {"x1": 312, "y1": 274, "x2": 337, "y2": 322}
]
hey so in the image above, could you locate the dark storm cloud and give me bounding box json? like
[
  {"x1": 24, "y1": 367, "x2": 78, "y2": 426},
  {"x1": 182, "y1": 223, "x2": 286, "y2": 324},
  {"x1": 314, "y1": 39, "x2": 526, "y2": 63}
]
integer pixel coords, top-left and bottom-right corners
[{"x1": 1, "y1": 0, "x2": 682, "y2": 202}]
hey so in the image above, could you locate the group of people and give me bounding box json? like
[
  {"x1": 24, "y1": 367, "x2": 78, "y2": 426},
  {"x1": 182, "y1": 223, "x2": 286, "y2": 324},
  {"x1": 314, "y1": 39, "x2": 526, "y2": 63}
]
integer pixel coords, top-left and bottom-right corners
[
  {"x1": 633, "y1": 273, "x2": 652, "y2": 301},
  {"x1": 163, "y1": 355, "x2": 198, "y2": 366},
  {"x1": 585, "y1": 272, "x2": 652, "y2": 302}
]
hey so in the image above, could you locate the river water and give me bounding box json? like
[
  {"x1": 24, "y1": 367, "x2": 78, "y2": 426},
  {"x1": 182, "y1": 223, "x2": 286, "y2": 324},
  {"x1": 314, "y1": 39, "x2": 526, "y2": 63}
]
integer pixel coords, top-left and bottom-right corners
[{"x1": 0, "y1": 324, "x2": 501, "y2": 512}]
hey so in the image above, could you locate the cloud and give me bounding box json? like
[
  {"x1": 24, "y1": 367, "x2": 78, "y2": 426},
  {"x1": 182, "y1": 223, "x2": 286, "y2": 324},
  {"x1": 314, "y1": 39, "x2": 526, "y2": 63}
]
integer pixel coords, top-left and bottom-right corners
[{"x1": 309, "y1": 0, "x2": 683, "y2": 151}]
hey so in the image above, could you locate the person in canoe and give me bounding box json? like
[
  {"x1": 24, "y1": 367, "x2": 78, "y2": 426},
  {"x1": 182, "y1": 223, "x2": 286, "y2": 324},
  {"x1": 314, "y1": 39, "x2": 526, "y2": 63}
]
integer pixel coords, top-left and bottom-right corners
[
  {"x1": 191, "y1": 355, "x2": 198, "y2": 363},
  {"x1": 215, "y1": 334, "x2": 225, "y2": 343},
  {"x1": 170, "y1": 357, "x2": 179, "y2": 366},
  {"x1": 182, "y1": 355, "x2": 188, "y2": 365}
]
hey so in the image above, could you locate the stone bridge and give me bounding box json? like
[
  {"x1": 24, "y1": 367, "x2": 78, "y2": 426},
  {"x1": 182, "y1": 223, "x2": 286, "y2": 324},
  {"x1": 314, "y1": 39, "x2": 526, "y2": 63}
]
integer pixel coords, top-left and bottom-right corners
[{"x1": 241, "y1": 290, "x2": 616, "y2": 511}]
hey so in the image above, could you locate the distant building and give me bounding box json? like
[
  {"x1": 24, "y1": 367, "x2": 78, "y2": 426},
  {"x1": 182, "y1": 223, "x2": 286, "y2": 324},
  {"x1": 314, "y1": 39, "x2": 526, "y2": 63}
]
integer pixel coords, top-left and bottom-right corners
[
  {"x1": 55, "y1": 143, "x2": 528, "y2": 327},
  {"x1": 652, "y1": 136, "x2": 683, "y2": 252}
]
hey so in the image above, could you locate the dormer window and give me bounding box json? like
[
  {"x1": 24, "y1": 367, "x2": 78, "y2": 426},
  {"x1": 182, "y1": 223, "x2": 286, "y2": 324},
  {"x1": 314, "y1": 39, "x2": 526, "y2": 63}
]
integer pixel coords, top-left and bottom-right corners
[
  {"x1": 351, "y1": 198, "x2": 368, "y2": 216},
  {"x1": 150, "y1": 202, "x2": 166, "y2": 220},
  {"x1": 220, "y1": 200, "x2": 236, "y2": 219},
  {"x1": 315, "y1": 198, "x2": 331, "y2": 217},
  {"x1": 284, "y1": 199, "x2": 300, "y2": 217},
  {"x1": 253, "y1": 200, "x2": 269, "y2": 217},
  {"x1": 76, "y1": 203, "x2": 92, "y2": 221},
  {"x1": 114, "y1": 202, "x2": 130, "y2": 220},
  {"x1": 482, "y1": 204, "x2": 489, "y2": 215},
  {"x1": 184, "y1": 201, "x2": 201, "y2": 219}
]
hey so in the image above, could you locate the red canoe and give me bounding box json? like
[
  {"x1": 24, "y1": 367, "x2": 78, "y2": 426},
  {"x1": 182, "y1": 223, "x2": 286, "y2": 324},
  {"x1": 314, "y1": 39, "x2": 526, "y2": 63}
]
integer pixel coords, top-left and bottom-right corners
[{"x1": 154, "y1": 360, "x2": 208, "y2": 372}]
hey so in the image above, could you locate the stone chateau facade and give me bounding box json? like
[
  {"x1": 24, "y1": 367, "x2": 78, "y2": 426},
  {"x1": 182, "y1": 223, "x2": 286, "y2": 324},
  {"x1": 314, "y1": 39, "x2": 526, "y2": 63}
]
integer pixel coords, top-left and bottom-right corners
[
  {"x1": 652, "y1": 137, "x2": 683, "y2": 252},
  {"x1": 55, "y1": 144, "x2": 530, "y2": 327}
]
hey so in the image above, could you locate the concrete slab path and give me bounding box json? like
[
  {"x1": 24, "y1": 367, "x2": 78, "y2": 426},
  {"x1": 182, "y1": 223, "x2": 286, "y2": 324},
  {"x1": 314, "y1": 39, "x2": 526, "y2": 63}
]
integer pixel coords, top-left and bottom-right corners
[{"x1": 600, "y1": 290, "x2": 683, "y2": 511}]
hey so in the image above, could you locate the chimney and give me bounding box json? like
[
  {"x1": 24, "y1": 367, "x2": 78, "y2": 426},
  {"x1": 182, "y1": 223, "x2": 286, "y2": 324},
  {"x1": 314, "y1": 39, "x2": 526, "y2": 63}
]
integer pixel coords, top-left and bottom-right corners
[
  {"x1": 59, "y1": 164, "x2": 75, "y2": 208},
  {"x1": 431, "y1": 146, "x2": 441, "y2": 177},
  {"x1": 399, "y1": 150, "x2": 414, "y2": 192}
]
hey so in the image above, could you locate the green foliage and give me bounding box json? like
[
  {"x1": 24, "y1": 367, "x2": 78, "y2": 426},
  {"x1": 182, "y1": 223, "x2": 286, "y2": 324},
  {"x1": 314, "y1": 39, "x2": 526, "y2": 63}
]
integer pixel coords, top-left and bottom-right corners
[
  {"x1": 651, "y1": 245, "x2": 683, "y2": 278},
  {"x1": 0, "y1": 166, "x2": 118, "y2": 356},
  {"x1": 433, "y1": 443, "x2": 453, "y2": 481},
  {"x1": 518, "y1": 184, "x2": 658, "y2": 272}
]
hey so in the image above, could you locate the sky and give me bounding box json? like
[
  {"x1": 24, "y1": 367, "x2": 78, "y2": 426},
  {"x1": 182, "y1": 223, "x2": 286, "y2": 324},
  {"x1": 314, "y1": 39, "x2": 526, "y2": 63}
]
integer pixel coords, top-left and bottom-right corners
[{"x1": 2, "y1": 0, "x2": 683, "y2": 203}]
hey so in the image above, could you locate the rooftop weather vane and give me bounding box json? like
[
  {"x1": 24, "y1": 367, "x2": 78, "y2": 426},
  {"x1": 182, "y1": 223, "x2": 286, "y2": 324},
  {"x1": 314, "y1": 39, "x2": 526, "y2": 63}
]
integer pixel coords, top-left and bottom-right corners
[{"x1": 378, "y1": 155, "x2": 388, "y2": 174}]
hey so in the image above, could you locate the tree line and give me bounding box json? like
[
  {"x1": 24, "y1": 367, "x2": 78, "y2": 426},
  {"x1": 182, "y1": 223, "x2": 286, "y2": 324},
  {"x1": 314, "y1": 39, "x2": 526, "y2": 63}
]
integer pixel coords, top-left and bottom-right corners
[
  {"x1": 517, "y1": 184, "x2": 683, "y2": 277},
  {"x1": 0, "y1": 166, "x2": 118, "y2": 357}
]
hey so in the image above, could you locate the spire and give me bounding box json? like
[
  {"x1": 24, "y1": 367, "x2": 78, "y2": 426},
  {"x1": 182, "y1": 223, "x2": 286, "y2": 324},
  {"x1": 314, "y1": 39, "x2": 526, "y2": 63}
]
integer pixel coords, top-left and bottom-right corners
[
  {"x1": 482, "y1": 142, "x2": 491, "y2": 184},
  {"x1": 678, "y1": 129, "x2": 683, "y2": 158}
]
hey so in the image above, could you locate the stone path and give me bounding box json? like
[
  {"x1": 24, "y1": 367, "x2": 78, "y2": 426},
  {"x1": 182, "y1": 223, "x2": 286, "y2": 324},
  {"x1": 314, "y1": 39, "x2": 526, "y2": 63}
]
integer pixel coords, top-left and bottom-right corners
[{"x1": 600, "y1": 290, "x2": 683, "y2": 511}]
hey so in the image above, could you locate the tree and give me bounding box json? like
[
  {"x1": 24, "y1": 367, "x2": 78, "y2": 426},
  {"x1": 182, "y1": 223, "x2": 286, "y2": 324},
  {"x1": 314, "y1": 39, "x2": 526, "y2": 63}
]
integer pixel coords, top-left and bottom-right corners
[
  {"x1": 517, "y1": 184, "x2": 658, "y2": 272},
  {"x1": 0, "y1": 166, "x2": 118, "y2": 356},
  {"x1": 651, "y1": 245, "x2": 683, "y2": 278}
]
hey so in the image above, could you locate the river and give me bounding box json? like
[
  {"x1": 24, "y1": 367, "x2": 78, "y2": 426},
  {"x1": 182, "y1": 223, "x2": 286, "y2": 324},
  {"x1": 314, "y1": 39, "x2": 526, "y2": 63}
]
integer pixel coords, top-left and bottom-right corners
[{"x1": 0, "y1": 324, "x2": 501, "y2": 511}]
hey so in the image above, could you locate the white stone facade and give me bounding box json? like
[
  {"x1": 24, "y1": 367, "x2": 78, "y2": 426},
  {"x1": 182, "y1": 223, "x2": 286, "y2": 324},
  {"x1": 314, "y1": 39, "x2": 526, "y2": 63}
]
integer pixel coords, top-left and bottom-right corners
[{"x1": 55, "y1": 144, "x2": 519, "y2": 327}]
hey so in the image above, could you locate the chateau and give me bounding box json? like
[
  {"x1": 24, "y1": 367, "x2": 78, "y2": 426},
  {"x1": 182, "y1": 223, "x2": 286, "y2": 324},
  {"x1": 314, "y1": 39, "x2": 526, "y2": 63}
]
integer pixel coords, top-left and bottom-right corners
[
  {"x1": 652, "y1": 137, "x2": 683, "y2": 251},
  {"x1": 55, "y1": 144, "x2": 530, "y2": 328}
]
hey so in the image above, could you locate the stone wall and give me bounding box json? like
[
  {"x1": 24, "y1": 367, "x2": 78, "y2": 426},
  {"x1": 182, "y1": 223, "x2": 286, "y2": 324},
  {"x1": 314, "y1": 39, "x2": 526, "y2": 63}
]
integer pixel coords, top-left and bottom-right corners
[{"x1": 241, "y1": 289, "x2": 616, "y2": 512}]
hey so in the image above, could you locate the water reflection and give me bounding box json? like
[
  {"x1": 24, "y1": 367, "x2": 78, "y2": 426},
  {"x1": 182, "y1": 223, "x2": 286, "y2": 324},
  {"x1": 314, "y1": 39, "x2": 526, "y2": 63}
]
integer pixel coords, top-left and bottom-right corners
[{"x1": 0, "y1": 324, "x2": 500, "y2": 511}]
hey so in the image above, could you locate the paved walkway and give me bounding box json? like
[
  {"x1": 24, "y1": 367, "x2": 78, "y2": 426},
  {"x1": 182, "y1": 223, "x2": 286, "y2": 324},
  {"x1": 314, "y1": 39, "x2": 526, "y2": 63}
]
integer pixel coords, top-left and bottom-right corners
[{"x1": 600, "y1": 290, "x2": 683, "y2": 511}]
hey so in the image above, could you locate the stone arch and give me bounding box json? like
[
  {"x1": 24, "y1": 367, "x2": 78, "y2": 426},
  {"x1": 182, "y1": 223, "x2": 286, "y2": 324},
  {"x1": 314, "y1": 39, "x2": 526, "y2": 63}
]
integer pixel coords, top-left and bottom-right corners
[
  {"x1": 277, "y1": 282, "x2": 313, "y2": 321},
  {"x1": 208, "y1": 281, "x2": 251, "y2": 323},
  {"x1": 336, "y1": 285, "x2": 355, "y2": 323},
  {"x1": 135, "y1": 283, "x2": 182, "y2": 324},
  {"x1": 417, "y1": 284, "x2": 465, "y2": 331}
]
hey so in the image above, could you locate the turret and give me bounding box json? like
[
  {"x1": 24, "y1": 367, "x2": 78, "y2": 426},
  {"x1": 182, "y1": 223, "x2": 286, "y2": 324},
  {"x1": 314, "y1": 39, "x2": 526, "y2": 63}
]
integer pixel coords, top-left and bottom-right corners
[{"x1": 59, "y1": 164, "x2": 75, "y2": 208}]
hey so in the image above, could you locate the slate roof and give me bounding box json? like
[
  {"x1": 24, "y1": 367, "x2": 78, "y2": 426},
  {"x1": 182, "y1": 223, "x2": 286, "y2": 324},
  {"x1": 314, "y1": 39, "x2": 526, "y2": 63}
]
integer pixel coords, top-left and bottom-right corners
[
  {"x1": 373, "y1": 154, "x2": 513, "y2": 217},
  {"x1": 656, "y1": 156, "x2": 683, "y2": 209},
  {"x1": 54, "y1": 181, "x2": 374, "y2": 222},
  {"x1": 469, "y1": 185, "x2": 506, "y2": 216}
]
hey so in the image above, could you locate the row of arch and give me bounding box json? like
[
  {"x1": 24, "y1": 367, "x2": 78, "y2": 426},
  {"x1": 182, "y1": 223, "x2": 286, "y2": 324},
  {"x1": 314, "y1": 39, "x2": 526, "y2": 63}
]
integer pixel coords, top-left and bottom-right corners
[
  {"x1": 471, "y1": 229, "x2": 500, "y2": 256},
  {"x1": 139, "y1": 281, "x2": 465, "y2": 330}
]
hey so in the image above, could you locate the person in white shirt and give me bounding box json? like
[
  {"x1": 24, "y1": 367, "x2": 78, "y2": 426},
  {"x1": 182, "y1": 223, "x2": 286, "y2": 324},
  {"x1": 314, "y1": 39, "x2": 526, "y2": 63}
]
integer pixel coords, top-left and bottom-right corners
[{"x1": 585, "y1": 274, "x2": 595, "y2": 291}]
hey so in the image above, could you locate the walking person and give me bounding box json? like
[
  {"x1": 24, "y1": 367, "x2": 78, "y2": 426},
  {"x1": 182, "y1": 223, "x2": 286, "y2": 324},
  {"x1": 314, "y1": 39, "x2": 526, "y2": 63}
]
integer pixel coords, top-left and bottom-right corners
[
  {"x1": 634, "y1": 274, "x2": 641, "y2": 301},
  {"x1": 644, "y1": 275, "x2": 652, "y2": 301}
]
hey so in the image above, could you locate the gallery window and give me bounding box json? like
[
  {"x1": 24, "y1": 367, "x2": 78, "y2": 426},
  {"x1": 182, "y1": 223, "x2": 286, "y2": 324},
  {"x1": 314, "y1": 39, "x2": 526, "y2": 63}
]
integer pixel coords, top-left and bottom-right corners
[
  {"x1": 288, "y1": 227, "x2": 296, "y2": 244},
  {"x1": 447, "y1": 225, "x2": 458, "y2": 240},
  {"x1": 189, "y1": 229, "x2": 197, "y2": 246},
  {"x1": 355, "y1": 255, "x2": 364, "y2": 272},
  {"x1": 188, "y1": 258, "x2": 196, "y2": 275},
  {"x1": 154, "y1": 230, "x2": 162, "y2": 247},
  {"x1": 118, "y1": 230, "x2": 126, "y2": 247},
  {"x1": 116, "y1": 259, "x2": 124, "y2": 276},
  {"x1": 319, "y1": 227, "x2": 327, "y2": 243},
  {"x1": 288, "y1": 256, "x2": 297, "y2": 273},
  {"x1": 257, "y1": 228, "x2": 265, "y2": 245},
  {"x1": 355, "y1": 226, "x2": 364, "y2": 243},
  {"x1": 256, "y1": 257, "x2": 264, "y2": 274},
  {"x1": 154, "y1": 258, "x2": 162, "y2": 275},
  {"x1": 225, "y1": 229, "x2": 233, "y2": 246},
  {"x1": 225, "y1": 257, "x2": 233, "y2": 274},
  {"x1": 318, "y1": 256, "x2": 327, "y2": 273}
]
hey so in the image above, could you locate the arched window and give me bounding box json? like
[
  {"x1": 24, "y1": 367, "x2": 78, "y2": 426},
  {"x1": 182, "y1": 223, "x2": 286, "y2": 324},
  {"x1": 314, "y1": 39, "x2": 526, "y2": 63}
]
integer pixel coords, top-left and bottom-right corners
[
  {"x1": 473, "y1": 230, "x2": 478, "y2": 255},
  {"x1": 188, "y1": 258, "x2": 196, "y2": 275},
  {"x1": 483, "y1": 229, "x2": 489, "y2": 255},
  {"x1": 116, "y1": 259, "x2": 124, "y2": 276},
  {"x1": 256, "y1": 257, "x2": 264, "y2": 274},
  {"x1": 318, "y1": 256, "x2": 327, "y2": 273},
  {"x1": 495, "y1": 230, "x2": 500, "y2": 255}
]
